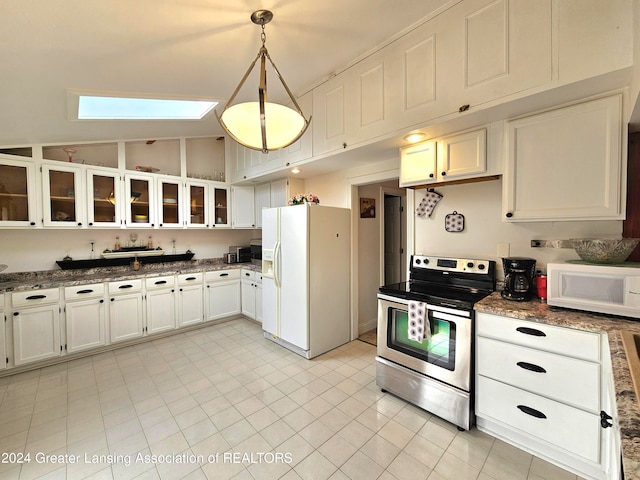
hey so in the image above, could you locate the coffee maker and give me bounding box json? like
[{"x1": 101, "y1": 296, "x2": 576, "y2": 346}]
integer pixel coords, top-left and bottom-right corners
[{"x1": 501, "y1": 257, "x2": 537, "y2": 301}]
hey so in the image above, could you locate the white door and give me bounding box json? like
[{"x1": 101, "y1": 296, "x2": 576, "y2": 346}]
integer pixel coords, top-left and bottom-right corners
[
  {"x1": 178, "y1": 284, "x2": 203, "y2": 326},
  {"x1": 66, "y1": 298, "x2": 107, "y2": 353},
  {"x1": 13, "y1": 305, "x2": 61, "y2": 365},
  {"x1": 241, "y1": 279, "x2": 256, "y2": 319},
  {"x1": 109, "y1": 294, "x2": 144, "y2": 343},
  {"x1": 205, "y1": 281, "x2": 240, "y2": 321},
  {"x1": 279, "y1": 205, "x2": 309, "y2": 350},
  {"x1": 262, "y1": 208, "x2": 279, "y2": 335},
  {"x1": 146, "y1": 289, "x2": 176, "y2": 334}
]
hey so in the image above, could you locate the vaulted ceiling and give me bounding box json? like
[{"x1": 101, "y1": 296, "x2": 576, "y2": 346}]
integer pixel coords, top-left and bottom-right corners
[{"x1": 0, "y1": 0, "x2": 452, "y2": 146}]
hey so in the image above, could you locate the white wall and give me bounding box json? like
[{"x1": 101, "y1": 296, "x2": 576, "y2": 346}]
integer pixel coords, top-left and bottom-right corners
[
  {"x1": 0, "y1": 228, "x2": 259, "y2": 273},
  {"x1": 413, "y1": 179, "x2": 623, "y2": 279}
]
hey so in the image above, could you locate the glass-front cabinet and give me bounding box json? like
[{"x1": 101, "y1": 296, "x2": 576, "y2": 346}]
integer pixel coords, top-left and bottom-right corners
[
  {"x1": 186, "y1": 181, "x2": 208, "y2": 228},
  {"x1": 212, "y1": 186, "x2": 229, "y2": 227},
  {"x1": 0, "y1": 156, "x2": 38, "y2": 227},
  {"x1": 157, "y1": 178, "x2": 183, "y2": 228},
  {"x1": 86, "y1": 168, "x2": 122, "y2": 227},
  {"x1": 42, "y1": 163, "x2": 84, "y2": 227},
  {"x1": 124, "y1": 173, "x2": 154, "y2": 228}
]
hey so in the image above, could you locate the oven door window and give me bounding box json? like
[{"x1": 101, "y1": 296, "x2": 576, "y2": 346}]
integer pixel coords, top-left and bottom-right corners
[{"x1": 387, "y1": 307, "x2": 456, "y2": 371}]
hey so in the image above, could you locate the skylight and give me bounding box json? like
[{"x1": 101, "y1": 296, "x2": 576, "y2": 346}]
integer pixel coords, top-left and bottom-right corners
[{"x1": 77, "y1": 96, "x2": 218, "y2": 120}]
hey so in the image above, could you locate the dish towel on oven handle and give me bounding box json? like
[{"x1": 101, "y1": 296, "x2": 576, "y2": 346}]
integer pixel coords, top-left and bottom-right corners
[{"x1": 408, "y1": 301, "x2": 431, "y2": 343}]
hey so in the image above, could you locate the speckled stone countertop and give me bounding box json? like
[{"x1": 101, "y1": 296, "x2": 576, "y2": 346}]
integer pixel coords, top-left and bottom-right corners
[
  {"x1": 0, "y1": 259, "x2": 262, "y2": 293},
  {"x1": 475, "y1": 292, "x2": 640, "y2": 480}
]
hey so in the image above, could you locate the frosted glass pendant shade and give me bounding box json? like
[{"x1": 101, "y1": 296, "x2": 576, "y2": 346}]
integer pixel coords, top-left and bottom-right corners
[{"x1": 220, "y1": 101, "x2": 307, "y2": 151}]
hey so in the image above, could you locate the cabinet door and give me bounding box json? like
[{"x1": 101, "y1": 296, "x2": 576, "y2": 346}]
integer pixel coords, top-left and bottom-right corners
[
  {"x1": 241, "y1": 279, "x2": 256, "y2": 319},
  {"x1": 0, "y1": 309, "x2": 5, "y2": 370},
  {"x1": 42, "y1": 163, "x2": 85, "y2": 227},
  {"x1": 86, "y1": 169, "x2": 122, "y2": 227},
  {"x1": 146, "y1": 289, "x2": 176, "y2": 334},
  {"x1": 254, "y1": 183, "x2": 271, "y2": 229},
  {"x1": 255, "y1": 282, "x2": 263, "y2": 324},
  {"x1": 66, "y1": 298, "x2": 107, "y2": 353},
  {"x1": 109, "y1": 293, "x2": 144, "y2": 343},
  {"x1": 399, "y1": 141, "x2": 437, "y2": 187},
  {"x1": 177, "y1": 284, "x2": 203, "y2": 327},
  {"x1": 185, "y1": 181, "x2": 209, "y2": 228},
  {"x1": 312, "y1": 73, "x2": 353, "y2": 155},
  {"x1": 13, "y1": 304, "x2": 61, "y2": 365},
  {"x1": 124, "y1": 173, "x2": 155, "y2": 227},
  {"x1": 157, "y1": 178, "x2": 183, "y2": 228},
  {"x1": 206, "y1": 281, "x2": 241, "y2": 321},
  {"x1": 212, "y1": 186, "x2": 229, "y2": 227},
  {"x1": 0, "y1": 157, "x2": 38, "y2": 227},
  {"x1": 504, "y1": 94, "x2": 623, "y2": 221},
  {"x1": 438, "y1": 129, "x2": 487, "y2": 181},
  {"x1": 231, "y1": 186, "x2": 256, "y2": 228}
]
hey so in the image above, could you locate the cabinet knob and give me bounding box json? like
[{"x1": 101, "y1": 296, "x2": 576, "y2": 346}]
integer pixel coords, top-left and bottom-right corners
[
  {"x1": 88, "y1": 222, "x2": 93, "y2": 226},
  {"x1": 600, "y1": 411, "x2": 613, "y2": 428},
  {"x1": 429, "y1": 173, "x2": 434, "y2": 178},
  {"x1": 99, "y1": 299, "x2": 104, "y2": 303},
  {"x1": 13, "y1": 312, "x2": 19, "y2": 316},
  {"x1": 441, "y1": 172, "x2": 446, "y2": 176},
  {"x1": 30, "y1": 222, "x2": 36, "y2": 226},
  {"x1": 77, "y1": 222, "x2": 82, "y2": 226},
  {"x1": 506, "y1": 212, "x2": 513, "y2": 218}
]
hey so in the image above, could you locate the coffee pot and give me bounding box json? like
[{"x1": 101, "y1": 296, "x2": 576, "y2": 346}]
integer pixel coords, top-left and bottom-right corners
[{"x1": 501, "y1": 257, "x2": 537, "y2": 301}]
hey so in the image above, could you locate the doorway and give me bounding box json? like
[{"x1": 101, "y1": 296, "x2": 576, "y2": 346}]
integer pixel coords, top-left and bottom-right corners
[{"x1": 382, "y1": 188, "x2": 407, "y2": 286}]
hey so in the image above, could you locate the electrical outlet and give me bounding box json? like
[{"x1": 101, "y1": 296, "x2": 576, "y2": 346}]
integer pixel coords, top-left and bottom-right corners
[{"x1": 497, "y1": 243, "x2": 510, "y2": 258}]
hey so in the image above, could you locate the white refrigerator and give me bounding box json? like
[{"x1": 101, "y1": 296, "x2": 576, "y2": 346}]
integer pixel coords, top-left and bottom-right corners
[{"x1": 262, "y1": 204, "x2": 351, "y2": 358}]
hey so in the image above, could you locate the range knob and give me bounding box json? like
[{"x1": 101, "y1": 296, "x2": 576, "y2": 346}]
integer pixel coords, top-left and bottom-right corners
[
  {"x1": 467, "y1": 262, "x2": 474, "y2": 269},
  {"x1": 478, "y1": 264, "x2": 486, "y2": 271},
  {"x1": 415, "y1": 258, "x2": 422, "y2": 265}
]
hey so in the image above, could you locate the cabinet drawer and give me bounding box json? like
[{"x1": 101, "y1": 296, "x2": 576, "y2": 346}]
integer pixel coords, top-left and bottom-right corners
[
  {"x1": 145, "y1": 275, "x2": 176, "y2": 290},
  {"x1": 177, "y1": 272, "x2": 203, "y2": 285},
  {"x1": 476, "y1": 312, "x2": 600, "y2": 361},
  {"x1": 477, "y1": 337, "x2": 600, "y2": 412},
  {"x1": 476, "y1": 376, "x2": 600, "y2": 463},
  {"x1": 241, "y1": 269, "x2": 255, "y2": 280},
  {"x1": 65, "y1": 283, "x2": 105, "y2": 300},
  {"x1": 12, "y1": 288, "x2": 60, "y2": 307},
  {"x1": 205, "y1": 269, "x2": 240, "y2": 282},
  {"x1": 108, "y1": 279, "x2": 142, "y2": 294}
]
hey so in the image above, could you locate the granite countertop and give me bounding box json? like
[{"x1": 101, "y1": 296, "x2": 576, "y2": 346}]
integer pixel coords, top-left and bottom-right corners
[
  {"x1": 476, "y1": 292, "x2": 640, "y2": 479},
  {"x1": 0, "y1": 259, "x2": 262, "y2": 293}
]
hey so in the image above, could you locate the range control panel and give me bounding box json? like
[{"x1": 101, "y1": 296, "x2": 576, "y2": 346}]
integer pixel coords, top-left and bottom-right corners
[{"x1": 412, "y1": 255, "x2": 491, "y2": 275}]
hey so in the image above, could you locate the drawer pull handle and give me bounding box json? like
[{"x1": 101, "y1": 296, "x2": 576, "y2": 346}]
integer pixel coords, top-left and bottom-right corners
[
  {"x1": 516, "y1": 326, "x2": 546, "y2": 337},
  {"x1": 220, "y1": 273, "x2": 229, "y2": 277},
  {"x1": 118, "y1": 285, "x2": 134, "y2": 289},
  {"x1": 517, "y1": 405, "x2": 547, "y2": 419},
  {"x1": 516, "y1": 362, "x2": 546, "y2": 374},
  {"x1": 26, "y1": 294, "x2": 46, "y2": 300},
  {"x1": 154, "y1": 280, "x2": 168, "y2": 285},
  {"x1": 185, "y1": 276, "x2": 197, "y2": 281},
  {"x1": 77, "y1": 289, "x2": 94, "y2": 294},
  {"x1": 600, "y1": 411, "x2": 613, "y2": 428}
]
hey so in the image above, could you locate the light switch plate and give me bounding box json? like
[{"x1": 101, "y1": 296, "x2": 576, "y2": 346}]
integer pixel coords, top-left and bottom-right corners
[{"x1": 497, "y1": 243, "x2": 510, "y2": 258}]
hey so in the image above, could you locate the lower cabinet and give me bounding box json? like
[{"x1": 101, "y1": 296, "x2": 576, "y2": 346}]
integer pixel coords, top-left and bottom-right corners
[
  {"x1": 241, "y1": 269, "x2": 262, "y2": 323},
  {"x1": 177, "y1": 273, "x2": 204, "y2": 327},
  {"x1": 205, "y1": 269, "x2": 241, "y2": 321},
  {"x1": 64, "y1": 284, "x2": 107, "y2": 354},
  {"x1": 108, "y1": 279, "x2": 144, "y2": 343},
  {"x1": 475, "y1": 311, "x2": 618, "y2": 480},
  {"x1": 145, "y1": 276, "x2": 176, "y2": 334},
  {"x1": 0, "y1": 298, "x2": 4, "y2": 370},
  {"x1": 11, "y1": 288, "x2": 61, "y2": 366}
]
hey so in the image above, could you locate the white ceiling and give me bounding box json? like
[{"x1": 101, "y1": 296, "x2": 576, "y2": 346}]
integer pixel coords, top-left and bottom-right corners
[{"x1": 0, "y1": 0, "x2": 453, "y2": 147}]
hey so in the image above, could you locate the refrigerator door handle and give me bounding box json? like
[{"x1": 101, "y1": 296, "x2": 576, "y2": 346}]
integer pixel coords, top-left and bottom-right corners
[{"x1": 274, "y1": 241, "x2": 282, "y2": 288}]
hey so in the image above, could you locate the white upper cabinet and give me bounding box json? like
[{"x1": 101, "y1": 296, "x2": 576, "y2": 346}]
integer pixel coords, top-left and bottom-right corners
[
  {"x1": 0, "y1": 155, "x2": 38, "y2": 227},
  {"x1": 124, "y1": 172, "x2": 156, "y2": 228},
  {"x1": 503, "y1": 94, "x2": 624, "y2": 222},
  {"x1": 86, "y1": 168, "x2": 123, "y2": 228},
  {"x1": 231, "y1": 186, "x2": 256, "y2": 228},
  {"x1": 400, "y1": 127, "x2": 488, "y2": 187},
  {"x1": 42, "y1": 162, "x2": 85, "y2": 228}
]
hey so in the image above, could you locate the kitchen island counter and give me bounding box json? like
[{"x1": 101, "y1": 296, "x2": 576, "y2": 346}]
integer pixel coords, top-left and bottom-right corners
[{"x1": 475, "y1": 293, "x2": 640, "y2": 480}]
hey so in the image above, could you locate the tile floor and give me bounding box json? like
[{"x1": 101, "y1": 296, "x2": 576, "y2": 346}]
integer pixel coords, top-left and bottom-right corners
[{"x1": 0, "y1": 319, "x2": 586, "y2": 480}]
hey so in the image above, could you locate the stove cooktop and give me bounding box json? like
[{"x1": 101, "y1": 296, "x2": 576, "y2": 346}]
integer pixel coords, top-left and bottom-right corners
[{"x1": 378, "y1": 280, "x2": 493, "y2": 310}]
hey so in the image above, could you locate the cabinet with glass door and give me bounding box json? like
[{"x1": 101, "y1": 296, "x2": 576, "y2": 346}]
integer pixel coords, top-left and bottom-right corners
[
  {"x1": 211, "y1": 185, "x2": 229, "y2": 227},
  {"x1": 86, "y1": 168, "x2": 122, "y2": 227},
  {"x1": 185, "y1": 180, "x2": 209, "y2": 228},
  {"x1": 41, "y1": 163, "x2": 85, "y2": 227},
  {"x1": 124, "y1": 173, "x2": 155, "y2": 228},
  {"x1": 0, "y1": 155, "x2": 38, "y2": 227},
  {"x1": 157, "y1": 177, "x2": 183, "y2": 228}
]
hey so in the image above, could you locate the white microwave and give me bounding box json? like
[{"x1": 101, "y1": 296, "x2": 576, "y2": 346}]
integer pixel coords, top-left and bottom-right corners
[{"x1": 547, "y1": 263, "x2": 640, "y2": 319}]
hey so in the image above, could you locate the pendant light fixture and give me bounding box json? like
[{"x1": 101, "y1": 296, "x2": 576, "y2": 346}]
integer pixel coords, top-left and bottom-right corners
[{"x1": 216, "y1": 10, "x2": 311, "y2": 153}]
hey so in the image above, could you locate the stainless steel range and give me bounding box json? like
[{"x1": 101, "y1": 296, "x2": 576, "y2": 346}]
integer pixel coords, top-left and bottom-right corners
[{"x1": 376, "y1": 254, "x2": 496, "y2": 430}]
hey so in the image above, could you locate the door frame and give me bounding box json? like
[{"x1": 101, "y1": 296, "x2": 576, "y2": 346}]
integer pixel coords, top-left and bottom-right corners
[{"x1": 380, "y1": 186, "x2": 407, "y2": 286}]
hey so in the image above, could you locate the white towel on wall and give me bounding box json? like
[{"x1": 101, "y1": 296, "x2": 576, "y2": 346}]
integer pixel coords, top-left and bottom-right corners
[{"x1": 408, "y1": 301, "x2": 430, "y2": 343}]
